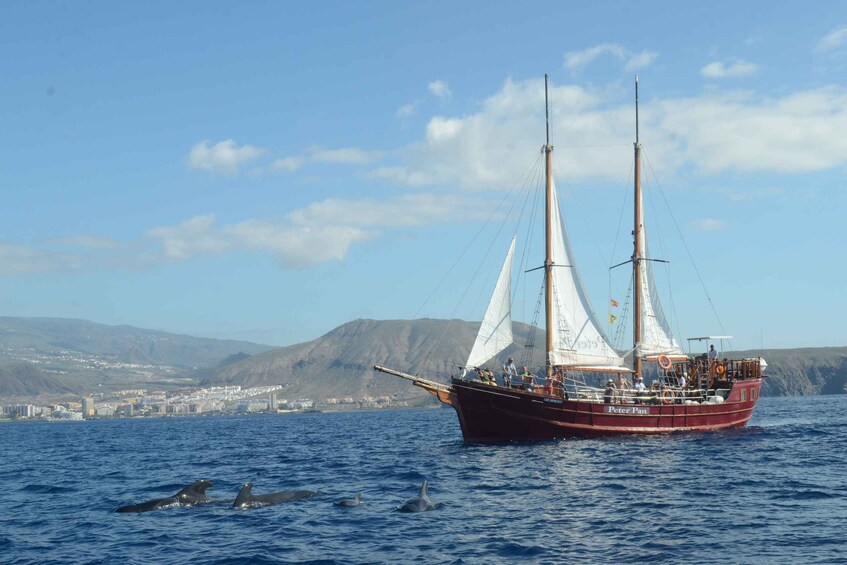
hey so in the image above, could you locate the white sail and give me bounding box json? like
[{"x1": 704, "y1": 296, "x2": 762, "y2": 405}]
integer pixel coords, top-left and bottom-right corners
[
  {"x1": 548, "y1": 182, "x2": 627, "y2": 369},
  {"x1": 465, "y1": 237, "x2": 515, "y2": 369},
  {"x1": 636, "y1": 221, "x2": 683, "y2": 358}
]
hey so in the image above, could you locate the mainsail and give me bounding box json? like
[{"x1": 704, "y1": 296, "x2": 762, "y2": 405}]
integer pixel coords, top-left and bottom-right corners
[
  {"x1": 548, "y1": 182, "x2": 627, "y2": 369},
  {"x1": 465, "y1": 237, "x2": 516, "y2": 369},
  {"x1": 636, "y1": 203, "x2": 683, "y2": 358}
]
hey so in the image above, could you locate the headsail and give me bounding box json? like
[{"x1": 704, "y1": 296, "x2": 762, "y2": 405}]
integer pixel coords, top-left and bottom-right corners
[
  {"x1": 548, "y1": 182, "x2": 627, "y2": 369},
  {"x1": 465, "y1": 237, "x2": 515, "y2": 369}
]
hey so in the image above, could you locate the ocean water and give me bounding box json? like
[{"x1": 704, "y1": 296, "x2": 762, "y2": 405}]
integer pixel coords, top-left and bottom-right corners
[{"x1": 0, "y1": 395, "x2": 844, "y2": 564}]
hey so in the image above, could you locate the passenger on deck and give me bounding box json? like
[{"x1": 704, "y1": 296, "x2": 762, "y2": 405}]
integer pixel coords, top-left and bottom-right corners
[
  {"x1": 520, "y1": 367, "x2": 535, "y2": 391},
  {"x1": 604, "y1": 380, "x2": 616, "y2": 404},
  {"x1": 550, "y1": 367, "x2": 567, "y2": 399},
  {"x1": 475, "y1": 368, "x2": 495, "y2": 385},
  {"x1": 708, "y1": 345, "x2": 718, "y2": 363},
  {"x1": 633, "y1": 376, "x2": 646, "y2": 404},
  {"x1": 503, "y1": 357, "x2": 518, "y2": 387}
]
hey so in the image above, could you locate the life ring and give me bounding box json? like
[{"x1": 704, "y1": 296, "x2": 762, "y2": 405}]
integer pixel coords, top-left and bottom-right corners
[
  {"x1": 661, "y1": 389, "x2": 676, "y2": 405},
  {"x1": 658, "y1": 354, "x2": 672, "y2": 370},
  {"x1": 716, "y1": 362, "x2": 726, "y2": 376}
]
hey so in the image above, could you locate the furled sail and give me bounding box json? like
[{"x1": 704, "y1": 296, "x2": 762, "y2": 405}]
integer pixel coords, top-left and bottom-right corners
[
  {"x1": 636, "y1": 225, "x2": 683, "y2": 358},
  {"x1": 548, "y1": 183, "x2": 626, "y2": 369},
  {"x1": 465, "y1": 237, "x2": 516, "y2": 369}
]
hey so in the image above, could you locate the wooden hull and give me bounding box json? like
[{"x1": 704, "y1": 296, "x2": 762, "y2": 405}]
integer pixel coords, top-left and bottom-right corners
[{"x1": 447, "y1": 377, "x2": 763, "y2": 441}]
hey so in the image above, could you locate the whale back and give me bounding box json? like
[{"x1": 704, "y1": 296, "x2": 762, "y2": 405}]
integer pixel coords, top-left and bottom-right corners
[
  {"x1": 177, "y1": 479, "x2": 213, "y2": 504},
  {"x1": 398, "y1": 480, "x2": 435, "y2": 512}
]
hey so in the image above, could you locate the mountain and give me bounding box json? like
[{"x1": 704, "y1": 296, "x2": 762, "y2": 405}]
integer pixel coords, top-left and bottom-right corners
[
  {"x1": 202, "y1": 319, "x2": 847, "y2": 401},
  {"x1": 734, "y1": 346, "x2": 847, "y2": 396},
  {"x1": 0, "y1": 317, "x2": 275, "y2": 397},
  {"x1": 0, "y1": 317, "x2": 273, "y2": 368},
  {"x1": 0, "y1": 363, "x2": 77, "y2": 397},
  {"x1": 2, "y1": 316, "x2": 845, "y2": 400},
  {"x1": 200, "y1": 318, "x2": 547, "y2": 401}
]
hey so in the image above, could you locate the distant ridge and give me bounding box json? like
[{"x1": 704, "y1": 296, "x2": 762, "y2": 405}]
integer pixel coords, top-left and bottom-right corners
[
  {"x1": 201, "y1": 319, "x2": 847, "y2": 400},
  {"x1": 1, "y1": 316, "x2": 845, "y2": 399},
  {"x1": 0, "y1": 317, "x2": 274, "y2": 368},
  {"x1": 0, "y1": 362, "x2": 77, "y2": 396},
  {"x1": 200, "y1": 318, "x2": 547, "y2": 401},
  {"x1": 202, "y1": 319, "x2": 847, "y2": 400},
  {"x1": 0, "y1": 317, "x2": 275, "y2": 398}
]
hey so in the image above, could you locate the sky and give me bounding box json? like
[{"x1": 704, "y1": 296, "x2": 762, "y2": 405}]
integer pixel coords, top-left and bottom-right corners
[{"x1": 1, "y1": 0, "x2": 846, "y2": 351}]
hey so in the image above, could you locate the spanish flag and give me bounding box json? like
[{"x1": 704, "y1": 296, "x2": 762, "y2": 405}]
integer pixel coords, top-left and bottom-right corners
[
  {"x1": 610, "y1": 299, "x2": 619, "y2": 308},
  {"x1": 609, "y1": 313, "x2": 618, "y2": 324}
]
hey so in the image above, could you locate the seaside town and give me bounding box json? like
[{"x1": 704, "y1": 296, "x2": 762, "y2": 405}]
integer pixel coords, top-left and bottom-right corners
[{"x1": 0, "y1": 386, "x2": 402, "y2": 422}]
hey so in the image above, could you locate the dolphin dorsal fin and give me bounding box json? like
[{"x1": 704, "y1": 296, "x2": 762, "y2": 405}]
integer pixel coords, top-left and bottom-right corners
[
  {"x1": 419, "y1": 480, "x2": 429, "y2": 498},
  {"x1": 354, "y1": 493, "x2": 362, "y2": 502},
  {"x1": 234, "y1": 483, "x2": 254, "y2": 506}
]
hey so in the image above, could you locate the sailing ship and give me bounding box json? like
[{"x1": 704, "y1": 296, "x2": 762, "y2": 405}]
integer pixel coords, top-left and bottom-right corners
[{"x1": 375, "y1": 76, "x2": 766, "y2": 440}]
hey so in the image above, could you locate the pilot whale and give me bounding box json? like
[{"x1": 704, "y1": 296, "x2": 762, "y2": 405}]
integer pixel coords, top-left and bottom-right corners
[
  {"x1": 232, "y1": 483, "x2": 318, "y2": 509},
  {"x1": 116, "y1": 480, "x2": 213, "y2": 513},
  {"x1": 334, "y1": 493, "x2": 362, "y2": 507},
  {"x1": 397, "y1": 480, "x2": 437, "y2": 512}
]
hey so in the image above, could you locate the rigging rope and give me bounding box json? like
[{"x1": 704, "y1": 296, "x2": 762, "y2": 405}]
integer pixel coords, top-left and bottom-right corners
[{"x1": 641, "y1": 149, "x2": 729, "y2": 344}]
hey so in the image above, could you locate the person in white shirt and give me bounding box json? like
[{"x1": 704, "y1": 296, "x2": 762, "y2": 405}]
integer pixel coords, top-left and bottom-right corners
[{"x1": 503, "y1": 357, "x2": 518, "y2": 387}]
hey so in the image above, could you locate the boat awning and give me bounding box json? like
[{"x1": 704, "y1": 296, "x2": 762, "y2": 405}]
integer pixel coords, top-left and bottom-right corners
[
  {"x1": 686, "y1": 336, "x2": 733, "y2": 341},
  {"x1": 566, "y1": 365, "x2": 633, "y2": 374}
]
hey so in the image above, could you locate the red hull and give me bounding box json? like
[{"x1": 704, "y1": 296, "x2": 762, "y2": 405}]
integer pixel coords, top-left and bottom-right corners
[{"x1": 448, "y1": 378, "x2": 763, "y2": 441}]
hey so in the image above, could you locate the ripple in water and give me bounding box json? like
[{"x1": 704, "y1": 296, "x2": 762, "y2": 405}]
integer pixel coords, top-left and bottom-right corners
[{"x1": 0, "y1": 396, "x2": 845, "y2": 564}]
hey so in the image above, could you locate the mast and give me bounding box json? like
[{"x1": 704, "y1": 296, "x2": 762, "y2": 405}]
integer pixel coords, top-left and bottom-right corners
[
  {"x1": 632, "y1": 76, "x2": 643, "y2": 378},
  {"x1": 544, "y1": 74, "x2": 554, "y2": 374}
]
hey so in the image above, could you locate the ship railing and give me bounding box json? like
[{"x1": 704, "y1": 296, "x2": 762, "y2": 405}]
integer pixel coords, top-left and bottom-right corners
[{"x1": 555, "y1": 383, "x2": 724, "y2": 405}]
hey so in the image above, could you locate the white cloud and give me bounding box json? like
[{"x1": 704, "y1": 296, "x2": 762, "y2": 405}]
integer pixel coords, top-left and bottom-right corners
[
  {"x1": 657, "y1": 87, "x2": 847, "y2": 173},
  {"x1": 428, "y1": 80, "x2": 452, "y2": 100},
  {"x1": 369, "y1": 77, "x2": 847, "y2": 189},
  {"x1": 310, "y1": 147, "x2": 383, "y2": 164},
  {"x1": 564, "y1": 43, "x2": 626, "y2": 70},
  {"x1": 816, "y1": 26, "x2": 847, "y2": 52},
  {"x1": 625, "y1": 50, "x2": 658, "y2": 71},
  {"x1": 700, "y1": 60, "x2": 759, "y2": 78},
  {"x1": 271, "y1": 156, "x2": 306, "y2": 172},
  {"x1": 367, "y1": 77, "x2": 627, "y2": 189},
  {"x1": 187, "y1": 139, "x2": 265, "y2": 174},
  {"x1": 147, "y1": 214, "x2": 229, "y2": 261},
  {"x1": 144, "y1": 193, "x2": 494, "y2": 269},
  {"x1": 146, "y1": 213, "x2": 366, "y2": 268},
  {"x1": 287, "y1": 193, "x2": 494, "y2": 228},
  {"x1": 396, "y1": 103, "x2": 416, "y2": 118},
  {"x1": 691, "y1": 218, "x2": 726, "y2": 231},
  {"x1": 426, "y1": 117, "x2": 464, "y2": 143},
  {"x1": 563, "y1": 44, "x2": 657, "y2": 73}
]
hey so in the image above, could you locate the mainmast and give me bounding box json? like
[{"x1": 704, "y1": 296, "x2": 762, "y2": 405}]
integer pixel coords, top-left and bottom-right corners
[
  {"x1": 632, "y1": 76, "x2": 643, "y2": 378},
  {"x1": 544, "y1": 74, "x2": 554, "y2": 374}
]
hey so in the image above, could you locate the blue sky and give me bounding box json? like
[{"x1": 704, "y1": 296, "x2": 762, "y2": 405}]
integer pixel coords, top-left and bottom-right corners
[{"x1": 1, "y1": 1, "x2": 846, "y2": 350}]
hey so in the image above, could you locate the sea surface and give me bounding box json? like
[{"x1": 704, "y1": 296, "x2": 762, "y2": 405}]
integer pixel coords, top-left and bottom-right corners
[{"x1": 0, "y1": 395, "x2": 844, "y2": 564}]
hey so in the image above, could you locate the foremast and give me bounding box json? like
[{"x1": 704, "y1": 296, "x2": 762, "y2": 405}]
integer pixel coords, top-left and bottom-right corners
[{"x1": 633, "y1": 76, "x2": 644, "y2": 378}]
